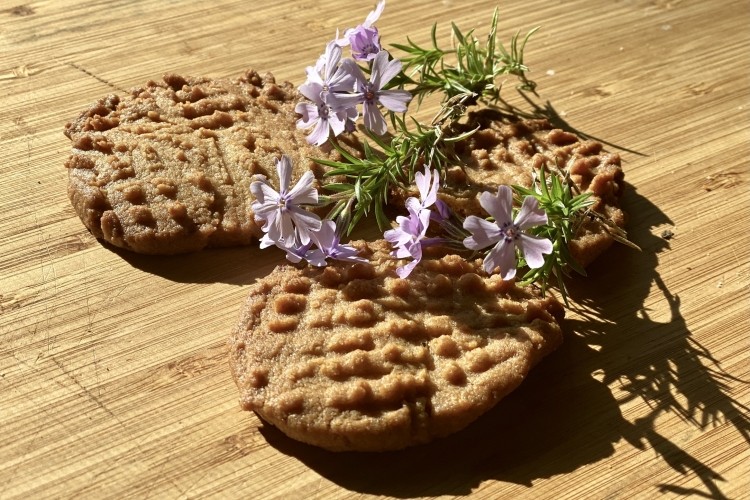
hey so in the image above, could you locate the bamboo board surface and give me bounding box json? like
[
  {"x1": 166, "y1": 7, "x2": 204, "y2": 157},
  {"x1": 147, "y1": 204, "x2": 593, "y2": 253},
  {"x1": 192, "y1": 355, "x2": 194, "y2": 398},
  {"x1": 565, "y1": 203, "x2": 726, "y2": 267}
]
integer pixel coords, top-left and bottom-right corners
[{"x1": 1, "y1": 0, "x2": 748, "y2": 498}]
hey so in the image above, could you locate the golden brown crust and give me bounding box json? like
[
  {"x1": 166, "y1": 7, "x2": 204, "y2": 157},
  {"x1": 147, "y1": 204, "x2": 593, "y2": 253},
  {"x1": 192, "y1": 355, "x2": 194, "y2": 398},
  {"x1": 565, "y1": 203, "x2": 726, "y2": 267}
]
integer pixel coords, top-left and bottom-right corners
[
  {"x1": 229, "y1": 240, "x2": 564, "y2": 451},
  {"x1": 64, "y1": 70, "x2": 339, "y2": 254}
]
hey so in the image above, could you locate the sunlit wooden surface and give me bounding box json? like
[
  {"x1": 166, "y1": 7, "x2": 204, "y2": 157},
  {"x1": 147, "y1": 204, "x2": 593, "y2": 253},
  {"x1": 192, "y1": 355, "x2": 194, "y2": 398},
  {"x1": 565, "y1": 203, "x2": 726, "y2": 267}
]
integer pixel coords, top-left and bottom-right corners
[{"x1": 1, "y1": 0, "x2": 748, "y2": 498}]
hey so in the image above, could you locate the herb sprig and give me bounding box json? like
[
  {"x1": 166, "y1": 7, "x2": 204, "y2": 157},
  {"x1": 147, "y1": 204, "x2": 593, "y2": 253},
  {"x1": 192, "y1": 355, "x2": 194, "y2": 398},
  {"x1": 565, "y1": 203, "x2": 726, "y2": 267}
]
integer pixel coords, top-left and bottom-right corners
[{"x1": 391, "y1": 8, "x2": 539, "y2": 105}]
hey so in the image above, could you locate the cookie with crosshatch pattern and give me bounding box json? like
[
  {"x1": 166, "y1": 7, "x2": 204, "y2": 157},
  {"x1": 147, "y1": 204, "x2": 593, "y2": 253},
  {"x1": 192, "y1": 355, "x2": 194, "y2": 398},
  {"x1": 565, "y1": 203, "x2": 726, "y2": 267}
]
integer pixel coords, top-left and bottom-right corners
[
  {"x1": 64, "y1": 70, "x2": 346, "y2": 254},
  {"x1": 229, "y1": 239, "x2": 564, "y2": 451}
]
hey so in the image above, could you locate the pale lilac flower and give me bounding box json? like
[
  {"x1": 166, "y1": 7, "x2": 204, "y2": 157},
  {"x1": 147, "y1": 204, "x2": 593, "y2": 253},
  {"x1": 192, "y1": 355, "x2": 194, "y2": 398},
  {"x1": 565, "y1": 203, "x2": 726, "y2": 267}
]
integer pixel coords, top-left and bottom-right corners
[
  {"x1": 278, "y1": 236, "x2": 313, "y2": 264},
  {"x1": 295, "y1": 84, "x2": 357, "y2": 146},
  {"x1": 301, "y1": 40, "x2": 356, "y2": 95},
  {"x1": 406, "y1": 165, "x2": 440, "y2": 214},
  {"x1": 337, "y1": 0, "x2": 385, "y2": 61},
  {"x1": 305, "y1": 220, "x2": 367, "y2": 267},
  {"x1": 463, "y1": 186, "x2": 553, "y2": 279},
  {"x1": 330, "y1": 50, "x2": 412, "y2": 135},
  {"x1": 250, "y1": 155, "x2": 322, "y2": 248},
  {"x1": 296, "y1": 42, "x2": 359, "y2": 145},
  {"x1": 384, "y1": 206, "x2": 432, "y2": 278}
]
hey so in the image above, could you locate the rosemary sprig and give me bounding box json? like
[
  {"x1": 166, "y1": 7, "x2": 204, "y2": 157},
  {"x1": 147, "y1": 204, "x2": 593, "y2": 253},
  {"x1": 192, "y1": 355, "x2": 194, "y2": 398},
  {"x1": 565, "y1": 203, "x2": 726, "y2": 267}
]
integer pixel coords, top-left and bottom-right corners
[
  {"x1": 316, "y1": 106, "x2": 476, "y2": 234},
  {"x1": 315, "y1": 133, "x2": 400, "y2": 232},
  {"x1": 391, "y1": 8, "x2": 539, "y2": 105}
]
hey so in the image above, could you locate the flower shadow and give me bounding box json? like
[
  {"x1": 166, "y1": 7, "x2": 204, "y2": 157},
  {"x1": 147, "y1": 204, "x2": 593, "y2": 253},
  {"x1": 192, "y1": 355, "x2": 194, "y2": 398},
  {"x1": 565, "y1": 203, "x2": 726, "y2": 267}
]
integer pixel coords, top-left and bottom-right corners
[
  {"x1": 497, "y1": 90, "x2": 649, "y2": 158},
  {"x1": 563, "y1": 185, "x2": 749, "y2": 499},
  {"x1": 257, "y1": 184, "x2": 747, "y2": 498}
]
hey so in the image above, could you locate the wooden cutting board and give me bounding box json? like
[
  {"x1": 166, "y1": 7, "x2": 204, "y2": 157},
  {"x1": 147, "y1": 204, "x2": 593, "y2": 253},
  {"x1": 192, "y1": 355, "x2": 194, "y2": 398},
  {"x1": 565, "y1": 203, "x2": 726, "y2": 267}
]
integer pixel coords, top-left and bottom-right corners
[{"x1": 1, "y1": 0, "x2": 748, "y2": 498}]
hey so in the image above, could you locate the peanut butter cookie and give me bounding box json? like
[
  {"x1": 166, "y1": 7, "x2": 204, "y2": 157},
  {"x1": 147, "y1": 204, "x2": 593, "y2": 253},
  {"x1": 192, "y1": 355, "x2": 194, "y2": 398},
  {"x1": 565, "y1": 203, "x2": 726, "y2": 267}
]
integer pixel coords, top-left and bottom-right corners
[
  {"x1": 229, "y1": 239, "x2": 564, "y2": 451},
  {"x1": 64, "y1": 70, "x2": 333, "y2": 254}
]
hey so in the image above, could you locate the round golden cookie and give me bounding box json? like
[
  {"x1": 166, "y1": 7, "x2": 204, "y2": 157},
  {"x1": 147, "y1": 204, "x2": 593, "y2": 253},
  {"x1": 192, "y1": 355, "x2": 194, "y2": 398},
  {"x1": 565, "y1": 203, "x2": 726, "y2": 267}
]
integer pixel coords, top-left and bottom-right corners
[
  {"x1": 64, "y1": 70, "x2": 334, "y2": 254},
  {"x1": 229, "y1": 240, "x2": 564, "y2": 452}
]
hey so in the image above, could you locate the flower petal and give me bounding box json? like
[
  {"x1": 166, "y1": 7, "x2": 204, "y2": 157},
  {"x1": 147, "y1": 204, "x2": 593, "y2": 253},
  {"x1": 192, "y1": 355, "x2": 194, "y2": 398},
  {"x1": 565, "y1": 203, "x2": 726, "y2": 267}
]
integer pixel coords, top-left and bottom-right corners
[
  {"x1": 377, "y1": 55, "x2": 403, "y2": 88},
  {"x1": 364, "y1": 0, "x2": 385, "y2": 27},
  {"x1": 249, "y1": 178, "x2": 276, "y2": 205},
  {"x1": 369, "y1": 50, "x2": 390, "y2": 89},
  {"x1": 433, "y1": 199, "x2": 451, "y2": 222},
  {"x1": 327, "y1": 111, "x2": 347, "y2": 137},
  {"x1": 304, "y1": 65, "x2": 324, "y2": 87},
  {"x1": 383, "y1": 227, "x2": 402, "y2": 244},
  {"x1": 332, "y1": 245, "x2": 367, "y2": 263},
  {"x1": 479, "y1": 185, "x2": 513, "y2": 225},
  {"x1": 336, "y1": 28, "x2": 353, "y2": 47},
  {"x1": 252, "y1": 202, "x2": 278, "y2": 223},
  {"x1": 276, "y1": 156, "x2": 293, "y2": 193},
  {"x1": 414, "y1": 168, "x2": 428, "y2": 200},
  {"x1": 517, "y1": 234, "x2": 553, "y2": 269},
  {"x1": 416, "y1": 166, "x2": 439, "y2": 208},
  {"x1": 310, "y1": 219, "x2": 337, "y2": 252},
  {"x1": 342, "y1": 58, "x2": 367, "y2": 88},
  {"x1": 350, "y1": 27, "x2": 381, "y2": 61},
  {"x1": 259, "y1": 233, "x2": 276, "y2": 249},
  {"x1": 275, "y1": 213, "x2": 296, "y2": 248},
  {"x1": 326, "y1": 90, "x2": 364, "y2": 110},
  {"x1": 305, "y1": 248, "x2": 328, "y2": 267},
  {"x1": 287, "y1": 170, "x2": 318, "y2": 205},
  {"x1": 484, "y1": 239, "x2": 517, "y2": 279},
  {"x1": 515, "y1": 196, "x2": 548, "y2": 230},
  {"x1": 328, "y1": 69, "x2": 356, "y2": 93},
  {"x1": 417, "y1": 207, "x2": 431, "y2": 236},
  {"x1": 294, "y1": 102, "x2": 319, "y2": 129},
  {"x1": 288, "y1": 206, "x2": 323, "y2": 244},
  {"x1": 323, "y1": 40, "x2": 341, "y2": 81},
  {"x1": 396, "y1": 258, "x2": 419, "y2": 279},
  {"x1": 299, "y1": 81, "x2": 324, "y2": 103},
  {"x1": 363, "y1": 102, "x2": 387, "y2": 135},
  {"x1": 307, "y1": 118, "x2": 330, "y2": 145},
  {"x1": 405, "y1": 196, "x2": 421, "y2": 214},
  {"x1": 377, "y1": 90, "x2": 411, "y2": 113},
  {"x1": 463, "y1": 215, "x2": 502, "y2": 250}
]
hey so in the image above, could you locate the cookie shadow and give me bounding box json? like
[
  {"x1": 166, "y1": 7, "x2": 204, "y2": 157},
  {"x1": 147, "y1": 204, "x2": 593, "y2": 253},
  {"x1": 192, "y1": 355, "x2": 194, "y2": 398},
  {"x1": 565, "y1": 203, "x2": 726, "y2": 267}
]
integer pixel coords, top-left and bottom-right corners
[
  {"x1": 102, "y1": 222, "x2": 384, "y2": 285},
  {"x1": 99, "y1": 236, "x2": 285, "y2": 286}
]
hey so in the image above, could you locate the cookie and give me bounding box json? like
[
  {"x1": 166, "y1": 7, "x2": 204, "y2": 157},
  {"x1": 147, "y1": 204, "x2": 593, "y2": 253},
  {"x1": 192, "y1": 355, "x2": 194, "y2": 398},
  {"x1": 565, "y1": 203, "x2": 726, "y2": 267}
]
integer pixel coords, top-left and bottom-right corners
[
  {"x1": 229, "y1": 239, "x2": 564, "y2": 452},
  {"x1": 396, "y1": 109, "x2": 627, "y2": 268},
  {"x1": 64, "y1": 70, "x2": 337, "y2": 254}
]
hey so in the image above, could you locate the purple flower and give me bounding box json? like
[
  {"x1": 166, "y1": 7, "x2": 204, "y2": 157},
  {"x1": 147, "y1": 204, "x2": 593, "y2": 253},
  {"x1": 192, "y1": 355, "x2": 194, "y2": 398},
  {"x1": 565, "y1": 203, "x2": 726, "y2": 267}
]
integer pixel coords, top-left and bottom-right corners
[
  {"x1": 384, "y1": 206, "x2": 432, "y2": 278},
  {"x1": 337, "y1": 0, "x2": 385, "y2": 61},
  {"x1": 250, "y1": 155, "x2": 322, "y2": 248},
  {"x1": 301, "y1": 40, "x2": 356, "y2": 95},
  {"x1": 406, "y1": 165, "x2": 439, "y2": 214},
  {"x1": 463, "y1": 186, "x2": 553, "y2": 280},
  {"x1": 295, "y1": 83, "x2": 358, "y2": 146},
  {"x1": 329, "y1": 50, "x2": 412, "y2": 135},
  {"x1": 305, "y1": 220, "x2": 367, "y2": 267}
]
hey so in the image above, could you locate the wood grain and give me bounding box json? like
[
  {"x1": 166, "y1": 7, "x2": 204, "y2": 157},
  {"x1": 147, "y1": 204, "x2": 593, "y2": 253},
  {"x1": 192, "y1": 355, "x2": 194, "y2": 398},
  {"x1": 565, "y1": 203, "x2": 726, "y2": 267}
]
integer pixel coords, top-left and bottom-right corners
[{"x1": 1, "y1": 0, "x2": 748, "y2": 498}]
